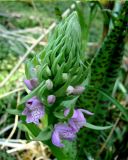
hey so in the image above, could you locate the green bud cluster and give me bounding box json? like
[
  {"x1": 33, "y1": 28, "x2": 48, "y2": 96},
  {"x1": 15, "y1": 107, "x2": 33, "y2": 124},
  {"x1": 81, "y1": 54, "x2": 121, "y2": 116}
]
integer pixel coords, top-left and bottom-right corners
[{"x1": 25, "y1": 12, "x2": 89, "y2": 101}]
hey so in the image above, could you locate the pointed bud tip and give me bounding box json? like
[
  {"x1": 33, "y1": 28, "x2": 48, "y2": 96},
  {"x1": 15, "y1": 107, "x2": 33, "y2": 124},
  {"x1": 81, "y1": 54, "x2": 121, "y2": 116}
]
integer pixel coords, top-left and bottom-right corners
[
  {"x1": 47, "y1": 95, "x2": 56, "y2": 104},
  {"x1": 66, "y1": 86, "x2": 74, "y2": 95},
  {"x1": 45, "y1": 79, "x2": 53, "y2": 90}
]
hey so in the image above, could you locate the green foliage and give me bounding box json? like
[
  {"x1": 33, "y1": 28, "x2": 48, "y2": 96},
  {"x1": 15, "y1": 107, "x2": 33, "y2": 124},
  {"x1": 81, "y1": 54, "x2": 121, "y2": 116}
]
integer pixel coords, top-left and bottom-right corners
[
  {"x1": 62, "y1": 140, "x2": 77, "y2": 160},
  {"x1": 0, "y1": 1, "x2": 72, "y2": 28},
  {"x1": 0, "y1": 150, "x2": 16, "y2": 160},
  {"x1": 76, "y1": 2, "x2": 101, "y2": 48},
  {"x1": 0, "y1": 54, "x2": 23, "y2": 95},
  {"x1": 77, "y1": 1, "x2": 128, "y2": 158},
  {"x1": 34, "y1": 126, "x2": 53, "y2": 141},
  {"x1": 86, "y1": 122, "x2": 112, "y2": 130}
]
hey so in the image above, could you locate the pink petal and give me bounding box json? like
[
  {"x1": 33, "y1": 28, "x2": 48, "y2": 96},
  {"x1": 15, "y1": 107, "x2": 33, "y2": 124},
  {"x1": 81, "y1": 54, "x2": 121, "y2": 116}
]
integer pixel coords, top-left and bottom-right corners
[
  {"x1": 24, "y1": 78, "x2": 38, "y2": 90},
  {"x1": 22, "y1": 107, "x2": 29, "y2": 115},
  {"x1": 24, "y1": 79, "x2": 33, "y2": 90},
  {"x1": 47, "y1": 95, "x2": 56, "y2": 104},
  {"x1": 52, "y1": 130, "x2": 64, "y2": 148},
  {"x1": 26, "y1": 114, "x2": 33, "y2": 123},
  {"x1": 69, "y1": 119, "x2": 79, "y2": 132},
  {"x1": 79, "y1": 109, "x2": 94, "y2": 115}
]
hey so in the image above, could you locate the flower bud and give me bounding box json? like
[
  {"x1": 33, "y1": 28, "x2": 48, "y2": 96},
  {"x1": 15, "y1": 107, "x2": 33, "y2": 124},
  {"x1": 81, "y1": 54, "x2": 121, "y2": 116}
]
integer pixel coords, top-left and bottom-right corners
[
  {"x1": 24, "y1": 78, "x2": 38, "y2": 90},
  {"x1": 73, "y1": 86, "x2": 85, "y2": 94},
  {"x1": 46, "y1": 65, "x2": 51, "y2": 76},
  {"x1": 66, "y1": 85, "x2": 85, "y2": 95},
  {"x1": 47, "y1": 95, "x2": 56, "y2": 104},
  {"x1": 66, "y1": 86, "x2": 75, "y2": 95},
  {"x1": 45, "y1": 79, "x2": 53, "y2": 90},
  {"x1": 62, "y1": 73, "x2": 68, "y2": 82}
]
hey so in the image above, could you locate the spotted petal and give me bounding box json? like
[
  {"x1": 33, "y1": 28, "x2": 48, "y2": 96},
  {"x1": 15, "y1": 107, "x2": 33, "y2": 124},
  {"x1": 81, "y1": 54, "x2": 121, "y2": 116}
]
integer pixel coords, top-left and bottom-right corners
[
  {"x1": 52, "y1": 123, "x2": 76, "y2": 147},
  {"x1": 23, "y1": 97, "x2": 45, "y2": 125}
]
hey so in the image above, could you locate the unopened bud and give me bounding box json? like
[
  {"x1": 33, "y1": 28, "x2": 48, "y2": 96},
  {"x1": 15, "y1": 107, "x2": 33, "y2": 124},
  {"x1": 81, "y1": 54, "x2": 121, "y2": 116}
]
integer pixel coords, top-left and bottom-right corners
[
  {"x1": 46, "y1": 66, "x2": 51, "y2": 76},
  {"x1": 47, "y1": 95, "x2": 56, "y2": 104},
  {"x1": 45, "y1": 79, "x2": 53, "y2": 90},
  {"x1": 66, "y1": 86, "x2": 75, "y2": 95},
  {"x1": 73, "y1": 86, "x2": 85, "y2": 94},
  {"x1": 62, "y1": 73, "x2": 68, "y2": 82},
  {"x1": 24, "y1": 78, "x2": 38, "y2": 90}
]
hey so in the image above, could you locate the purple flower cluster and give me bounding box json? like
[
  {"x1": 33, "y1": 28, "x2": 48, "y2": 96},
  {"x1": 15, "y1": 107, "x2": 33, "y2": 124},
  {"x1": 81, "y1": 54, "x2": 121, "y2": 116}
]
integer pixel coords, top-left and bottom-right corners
[
  {"x1": 52, "y1": 108, "x2": 93, "y2": 147},
  {"x1": 23, "y1": 79, "x2": 56, "y2": 124},
  {"x1": 23, "y1": 79, "x2": 92, "y2": 148}
]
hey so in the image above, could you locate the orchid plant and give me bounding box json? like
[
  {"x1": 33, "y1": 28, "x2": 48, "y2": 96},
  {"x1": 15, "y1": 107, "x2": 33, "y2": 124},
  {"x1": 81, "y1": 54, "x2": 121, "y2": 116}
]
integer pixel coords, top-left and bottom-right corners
[{"x1": 15, "y1": 12, "x2": 112, "y2": 160}]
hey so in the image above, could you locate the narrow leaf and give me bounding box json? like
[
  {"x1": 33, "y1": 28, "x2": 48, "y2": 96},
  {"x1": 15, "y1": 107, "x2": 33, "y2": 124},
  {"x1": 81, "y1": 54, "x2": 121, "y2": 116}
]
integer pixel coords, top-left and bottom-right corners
[
  {"x1": 34, "y1": 126, "x2": 52, "y2": 141},
  {"x1": 6, "y1": 109, "x2": 22, "y2": 115},
  {"x1": 98, "y1": 89, "x2": 128, "y2": 121},
  {"x1": 85, "y1": 122, "x2": 112, "y2": 130}
]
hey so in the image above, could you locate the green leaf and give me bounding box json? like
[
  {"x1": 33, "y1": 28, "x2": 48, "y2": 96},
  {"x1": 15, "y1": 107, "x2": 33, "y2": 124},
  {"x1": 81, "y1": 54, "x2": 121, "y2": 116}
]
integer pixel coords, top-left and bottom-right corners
[
  {"x1": 61, "y1": 96, "x2": 78, "y2": 108},
  {"x1": 62, "y1": 140, "x2": 77, "y2": 160},
  {"x1": 34, "y1": 126, "x2": 52, "y2": 141},
  {"x1": 85, "y1": 122, "x2": 112, "y2": 130},
  {"x1": 98, "y1": 89, "x2": 128, "y2": 121},
  {"x1": 53, "y1": 63, "x2": 65, "y2": 86},
  {"x1": 20, "y1": 81, "x2": 45, "y2": 104},
  {"x1": 48, "y1": 142, "x2": 68, "y2": 160},
  {"x1": 6, "y1": 109, "x2": 22, "y2": 115},
  {"x1": 24, "y1": 123, "x2": 41, "y2": 137},
  {"x1": 64, "y1": 107, "x2": 74, "y2": 120},
  {"x1": 55, "y1": 79, "x2": 72, "y2": 97},
  {"x1": 25, "y1": 60, "x2": 36, "y2": 79},
  {"x1": 20, "y1": 116, "x2": 41, "y2": 137},
  {"x1": 54, "y1": 110, "x2": 65, "y2": 119}
]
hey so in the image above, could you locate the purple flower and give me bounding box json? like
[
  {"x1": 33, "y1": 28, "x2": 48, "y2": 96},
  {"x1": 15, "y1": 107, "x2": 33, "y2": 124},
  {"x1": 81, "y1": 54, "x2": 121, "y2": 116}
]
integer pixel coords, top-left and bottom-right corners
[
  {"x1": 64, "y1": 108, "x2": 93, "y2": 132},
  {"x1": 52, "y1": 123, "x2": 76, "y2": 147},
  {"x1": 47, "y1": 95, "x2": 56, "y2": 104},
  {"x1": 22, "y1": 96, "x2": 45, "y2": 124},
  {"x1": 24, "y1": 78, "x2": 38, "y2": 90},
  {"x1": 51, "y1": 109, "x2": 93, "y2": 147}
]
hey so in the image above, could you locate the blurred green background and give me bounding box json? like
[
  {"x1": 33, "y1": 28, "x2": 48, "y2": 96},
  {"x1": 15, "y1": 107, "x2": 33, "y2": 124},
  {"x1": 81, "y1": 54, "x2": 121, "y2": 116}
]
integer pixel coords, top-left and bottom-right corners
[{"x1": 0, "y1": 1, "x2": 128, "y2": 160}]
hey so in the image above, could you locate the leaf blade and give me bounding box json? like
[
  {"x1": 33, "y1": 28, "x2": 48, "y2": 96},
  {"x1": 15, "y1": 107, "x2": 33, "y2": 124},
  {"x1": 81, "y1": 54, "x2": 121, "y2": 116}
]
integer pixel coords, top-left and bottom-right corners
[
  {"x1": 85, "y1": 122, "x2": 112, "y2": 130},
  {"x1": 98, "y1": 89, "x2": 128, "y2": 121}
]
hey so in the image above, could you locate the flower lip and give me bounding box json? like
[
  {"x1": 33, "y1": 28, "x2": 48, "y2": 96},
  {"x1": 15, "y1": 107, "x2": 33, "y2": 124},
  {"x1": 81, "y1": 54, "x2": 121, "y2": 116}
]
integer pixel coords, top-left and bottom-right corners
[
  {"x1": 52, "y1": 123, "x2": 76, "y2": 147},
  {"x1": 26, "y1": 96, "x2": 39, "y2": 109},
  {"x1": 22, "y1": 96, "x2": 45, "y2": 124},
  {"x1": 52, "y1": 130, "x2": 64, "y2": 148}
]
